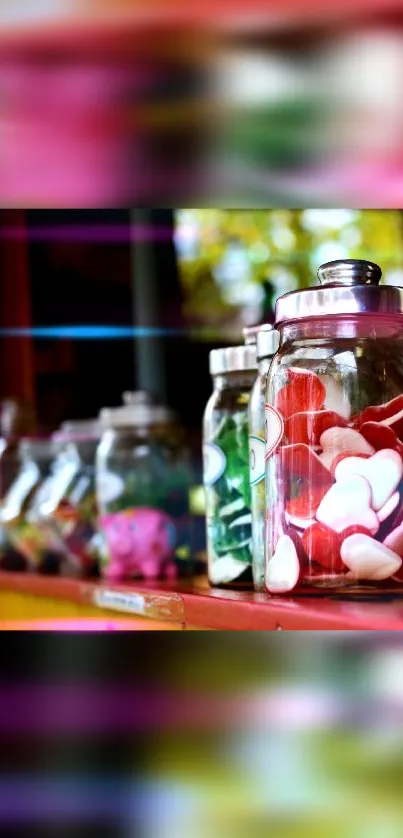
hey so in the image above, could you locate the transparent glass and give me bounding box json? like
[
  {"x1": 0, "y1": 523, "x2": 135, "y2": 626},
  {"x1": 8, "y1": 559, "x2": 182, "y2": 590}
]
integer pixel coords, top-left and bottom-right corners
[
  {"x1": 203, "y1": 369, "x2": 256, "y2": 588},
  {"x1": 96, "y1": 423, "x2": 192, "y2": 581},
  {"x1": 265, "y1": 314, "x2": 403, "y2": 595},
  {"x1": 26, "y1": 438, "x2": 100, "y2": 577},
  {"x1": 0, "y1": 441, "x2": 54, "y2": 572},
  {"x1": 249, "y1": 358, "x2": 271, "y2": 591}
]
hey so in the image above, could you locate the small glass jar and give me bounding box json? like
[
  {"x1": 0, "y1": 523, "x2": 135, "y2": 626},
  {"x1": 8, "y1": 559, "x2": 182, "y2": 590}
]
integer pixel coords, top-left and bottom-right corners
[
  {"x1": 0, "y1": 436, "x2": 55, "y2": 571},
  {"x1": 26, "y1": 421, "x2": 101, "y2": 576},
  {"x1": 248, "y1": 325, "x2": 279, "y2": 590},
  {"x1": 265, "y1": 259, "x2": 403, "y2": 596},
  {"x1": 203, "y1": 344, "x2": 257, "y2": 588},
  {"x1": 96, "y1": 398, "x2": 192, "y2": 581}
]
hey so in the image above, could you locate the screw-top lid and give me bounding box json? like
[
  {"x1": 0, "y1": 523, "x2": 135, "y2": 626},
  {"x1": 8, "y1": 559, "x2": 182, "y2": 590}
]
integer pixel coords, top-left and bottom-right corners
[
  {"x1": 209, "y1": 344, "x2": 257, "y2": 376},
  {"x1": 242, "y1": 325, "x2": 261, "y2": 345},
  {"x1": 275, "y1": 259, "x2": 403, "y2": 325},
  {"x1": 256, "y1": 324, "x2": 279, "y2": 360},
  {"x1": 122, "y1": 391, "x2": 156, "y2": 406},
  {"x1": 54, "y1": 419, "x2": 102, "y2": 443},
  {"x1": 99, "y1": 402, "x2": 174, "y2": 429}
]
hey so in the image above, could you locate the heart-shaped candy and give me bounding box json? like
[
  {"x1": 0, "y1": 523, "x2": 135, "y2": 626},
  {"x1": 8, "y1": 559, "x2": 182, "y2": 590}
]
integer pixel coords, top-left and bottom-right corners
[
  {"x1": 334, "y1": 448, "x2": 403, "y2": 511},
  {"x1": 285, "y1": 410, "x2": 348, "y2": 446},
  {"x1": 317, "y1": 374, "x2": 351, "y2": 421},
  {"x1": 316, "y1": 475, "x2": 379, "y2": 534},
  {"x1": 341, "y1": 533, "x2": 402, "y2": 581},
  {"x1": 320, "y1": 427, "x2": 375, "y2": 462},
  {"x1": 265, "y1": 534, "x2": 301, "y2": 594},
  {"x1": 276, "y1": 369, "x2": 325, "y2": 420}
]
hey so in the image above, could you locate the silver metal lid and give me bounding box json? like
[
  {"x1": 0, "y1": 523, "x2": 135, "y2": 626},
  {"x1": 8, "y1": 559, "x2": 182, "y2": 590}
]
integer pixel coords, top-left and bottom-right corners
[
  {"x1": 275, "y1": 259, "x2": 403, "y2": 325},
  {"x1": 242, "y1": 325, "x2": 261, "y2": 345},
  {"x1": 122, "y1": 391, "x2": 155, "y2": 407},
  {"x1": 99, "y1": 402, "x2": 174, "y2": 429},
  {"x1": 58, "y1": 419, "x2": 102, "y2": 441},
  {"x1": 256, "y1": 324, "x2": 279, "y2": 360},
  {"x1": 209, "y1": 344, "x2": 257, "y2": 376}
]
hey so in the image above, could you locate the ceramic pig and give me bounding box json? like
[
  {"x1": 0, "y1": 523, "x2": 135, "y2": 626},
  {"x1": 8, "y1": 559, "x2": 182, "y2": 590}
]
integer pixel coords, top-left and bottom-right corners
[{"x1": 100, "y1": 507, "x2": 177, "y2": 581}]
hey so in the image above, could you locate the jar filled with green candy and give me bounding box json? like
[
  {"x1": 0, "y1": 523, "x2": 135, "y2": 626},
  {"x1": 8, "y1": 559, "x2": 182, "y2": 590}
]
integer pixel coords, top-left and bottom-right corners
[
  {"x1": 248, "y1": 325, "x2": 279, "y2": 591},
  {"x1": 203, "y1": 344, "x2": 257, "y2": 588}
]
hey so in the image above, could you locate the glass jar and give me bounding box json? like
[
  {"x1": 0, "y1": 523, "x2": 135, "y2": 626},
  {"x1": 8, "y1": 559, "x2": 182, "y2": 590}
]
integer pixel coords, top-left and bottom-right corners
[
  {"x1": 0, "y1": 436, "x2": 55, "y2": 571},
  {"x1": 203, "y1": 344, "x2": 257, "y2": 588},
  {"x1": 248, "y1": 325, "x2": 279, "y2": 590},
  {"x1": 265, "y1": 259, "x2": 403, "y2": 595},
  {"x1": 26, "y1": 421, "x2": 101, "y2": 577},
  {"x1": 96, "y1": 399, "x2": 192, "y2": 581}
]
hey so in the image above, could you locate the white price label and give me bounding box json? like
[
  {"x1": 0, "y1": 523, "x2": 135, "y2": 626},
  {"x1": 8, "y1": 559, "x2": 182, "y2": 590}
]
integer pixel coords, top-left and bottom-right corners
[
  {"x1": 249, "y1": 435, "x2": 266, "y2": 485},
  {"x1": 264, "y1": 404, "x2": 284, "y2": 459}
]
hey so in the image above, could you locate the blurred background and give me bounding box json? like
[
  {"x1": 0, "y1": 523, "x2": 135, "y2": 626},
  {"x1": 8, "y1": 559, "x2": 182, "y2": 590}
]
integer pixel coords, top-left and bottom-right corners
[
  {"x1": 4, "y1": 1, "x2": 403, "y2": 204},
  {"x1": 1, "y1": 208, "x2": 403, "y2": 434}
]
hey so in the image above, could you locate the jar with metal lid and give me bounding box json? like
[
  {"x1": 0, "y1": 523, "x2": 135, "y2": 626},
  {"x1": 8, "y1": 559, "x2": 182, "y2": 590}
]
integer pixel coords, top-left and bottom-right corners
[
  {"x1": 96, "y1": 397, "x2": 191, "y2": 581},
  {"x1": 203, "y1": 344, "x2": 257, "y2": 588},
  {"x1": 0, "y1": 436, "x2": 55, "y2": 572},
  {"x1": 248, "y1": 325, "x2": 279, "y2": 590},
  {"x1": 265, "y1": 259, "x2": 403, "y2": 595},
  {"x1": 26, "y1": 420, "x2": 101, "y2": 576}
]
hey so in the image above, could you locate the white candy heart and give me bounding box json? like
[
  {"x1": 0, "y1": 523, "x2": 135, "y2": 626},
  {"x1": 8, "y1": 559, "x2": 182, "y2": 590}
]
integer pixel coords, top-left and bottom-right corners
[
  {"x1": 334, "y1": 449, "x2": 403, "y2": 511},
  {"x1": 384, "y1": 523, "x2": 403, "y2": 558},
  {"x1": 316, "y1": 475, "x2": 379, "y2": 534},
  {"x1": 341, "y1": 533, "x2": 402, "y2": 580},
  {"x1": 320, "y1": 427, "x2": 375, "y2": 458},
  {"x1": 265, "y1": 535, "x2": 300, "y2": 594},
  {"x1": 378, "y1": 491, "x2": 400, "y2": 523}
]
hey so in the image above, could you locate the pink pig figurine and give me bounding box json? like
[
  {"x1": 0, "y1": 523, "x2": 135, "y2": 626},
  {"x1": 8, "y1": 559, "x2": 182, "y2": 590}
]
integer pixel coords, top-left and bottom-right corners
[{"x1": 100, "y1": 507, "x2": 178, "y2": 582}]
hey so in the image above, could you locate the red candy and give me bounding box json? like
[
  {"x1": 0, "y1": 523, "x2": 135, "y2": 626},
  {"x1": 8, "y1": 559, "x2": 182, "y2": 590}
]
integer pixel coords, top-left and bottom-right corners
[
  {"x1": 285, "y1": 410, "x2": 348, "y2": 446},
  {"x1": 360, "y1": 421, "x2": 403, "y2": 457},
  {"x1": 355, "y1": 394, "x2": 403, "y2": 429},
  {"x1": 277, "y1": 368, "x2": 325, "y2": 420},
  {"x1": 302, "y1": 523, "x2": 344, "y2": 572},
  {"x1": 287, "y1": 486, "x2": 331, "y2": 520},
  {"x1": 339, "y1": 525, "x2": 374, "y2": 541},
  {"x1": 279, "y1": 443, "x2": 333, "y2": 485}
]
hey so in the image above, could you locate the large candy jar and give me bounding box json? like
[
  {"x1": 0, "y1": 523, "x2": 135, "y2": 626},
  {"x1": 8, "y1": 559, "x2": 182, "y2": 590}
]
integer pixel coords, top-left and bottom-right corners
[
  {"x1": 265, "y1": 259, "x2": 403, "y2": 595},
  {"x1": 203, "y1": 344, "x2": 257, "y2": 588}
]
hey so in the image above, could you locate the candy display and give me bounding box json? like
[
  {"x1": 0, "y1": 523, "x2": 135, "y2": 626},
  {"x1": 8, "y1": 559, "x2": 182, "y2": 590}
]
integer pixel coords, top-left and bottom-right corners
[
  {"x1": 26, "y1": 422, "x2": 102, "y2": 576},
  {"x1": 203, "y1": 344, "x2": 257, "y2": 587},
  {"x1": 96, "y1": 393, "x2": 192, "y2": 581},
  {"x1": 265, "y1": 259, "x2": 403, "y2": 594},
  {"x1": 248, "y1": 325, "x2": 279, "y2": 590},
  {"x1": 0, "y1": 437, "x2": 55, "y2": 571}
]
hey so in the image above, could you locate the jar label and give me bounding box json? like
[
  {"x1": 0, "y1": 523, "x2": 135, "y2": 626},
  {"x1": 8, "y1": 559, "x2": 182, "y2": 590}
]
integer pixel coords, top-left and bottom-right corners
[
  {"x1": 249, "y1": 435, "x2": 266, "y2": 485},
  {"x1": 203, "y1": 442, "x2": 226, "y2": 487},
  {"x1": 264, "y1": 404, "x2": 284, "y2": 459},
  {"x1": 97, "y1": 471, "x2": 125, "y2": 506}
]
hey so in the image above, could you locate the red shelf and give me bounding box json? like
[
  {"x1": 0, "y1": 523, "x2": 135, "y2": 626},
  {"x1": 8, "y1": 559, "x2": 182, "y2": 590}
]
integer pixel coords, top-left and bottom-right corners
[{"x1": 1, "y1": 572, "x2": 403, "y2": 630}]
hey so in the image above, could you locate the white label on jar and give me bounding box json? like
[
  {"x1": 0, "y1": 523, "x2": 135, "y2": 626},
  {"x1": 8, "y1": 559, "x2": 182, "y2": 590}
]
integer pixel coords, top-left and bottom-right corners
[
  {"x1": 249, "y1": 435, "x2": 266, "y2": 485},
  {"x1": 203, "y1": 443, "x2": 226, "y2": 487},
  {"x1": 265, "y1": 404, "x2": 285, "y2": 459},
  {"x1": 97, "y1": 471, "x2": 125, "y2": 505}
]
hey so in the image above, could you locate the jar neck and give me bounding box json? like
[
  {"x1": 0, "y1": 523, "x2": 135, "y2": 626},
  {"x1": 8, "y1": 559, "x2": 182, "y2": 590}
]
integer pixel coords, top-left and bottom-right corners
[
  {"x1": 213, "y1": 370, "x2": 256, "y2": 390},
  {"x1": 280, "y1": 315, "x2": 403, "y2": 343}
]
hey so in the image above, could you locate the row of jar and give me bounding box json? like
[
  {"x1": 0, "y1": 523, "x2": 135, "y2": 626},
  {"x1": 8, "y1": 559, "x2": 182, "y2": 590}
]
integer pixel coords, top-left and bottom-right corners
[
  {"x1": 203, "y1": 258, "x2": 403, "y2": 596},
  {"x1": 0, "y1": 392, "x2": 194, "y2": 581}
]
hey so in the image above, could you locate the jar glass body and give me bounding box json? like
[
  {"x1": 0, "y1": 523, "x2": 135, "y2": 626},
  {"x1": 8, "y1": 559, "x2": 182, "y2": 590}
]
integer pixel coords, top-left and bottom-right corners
[
  {"x1": 265, "y1": 314, "x2": 403, "y2": 595},
  {"x1": 26, "y1": 439, "x2": 100, "y2": 577},
  {"x1": 203, "y1": 369, "x2": 256, "y2": 588},
  {"x1": 96, "y1": 424, "x2": 191, "y2": 581},
  {"x1": 0, "y1": 444, "x2": 53, "y2": 572},
  {"x1": 249, "y1": 358, "x2": 271, "y2": 591}
]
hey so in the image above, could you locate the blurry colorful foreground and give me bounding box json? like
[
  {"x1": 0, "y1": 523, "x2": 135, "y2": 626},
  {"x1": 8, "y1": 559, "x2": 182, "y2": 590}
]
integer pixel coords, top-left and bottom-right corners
[
  {"x1": 3, "y1": 0, "x2": 403, "y2": 205},
  {"x1": 2, "y1": 633, "x2": 403, "y2": 835}
]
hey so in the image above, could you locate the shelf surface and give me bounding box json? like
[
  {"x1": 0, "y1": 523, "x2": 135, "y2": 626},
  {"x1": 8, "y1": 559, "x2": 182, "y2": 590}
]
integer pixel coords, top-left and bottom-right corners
[{"x1": 1, "y1": 573, "x2": 403, "y2": 630}]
